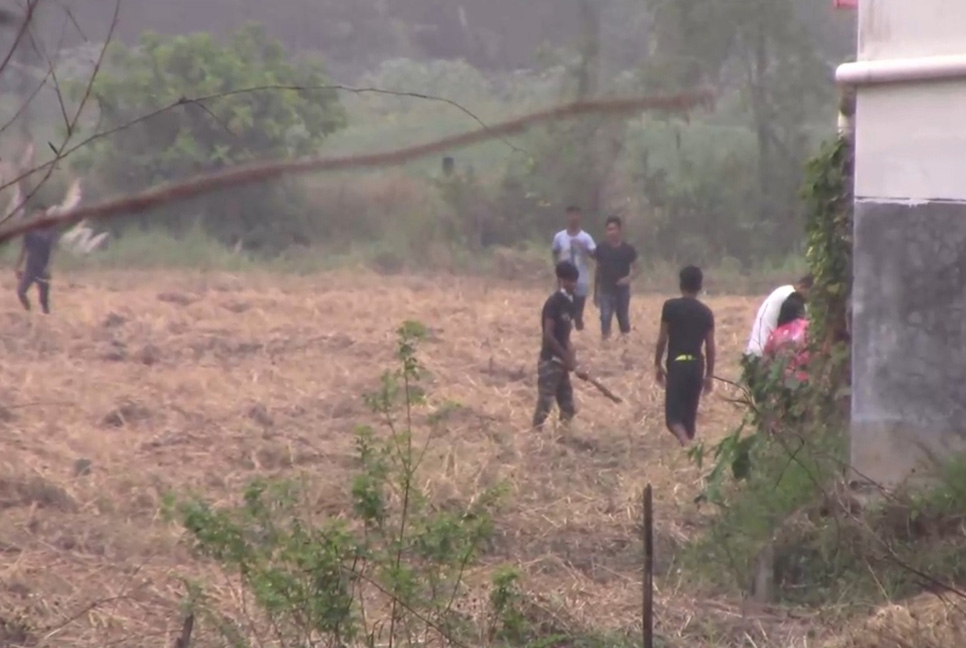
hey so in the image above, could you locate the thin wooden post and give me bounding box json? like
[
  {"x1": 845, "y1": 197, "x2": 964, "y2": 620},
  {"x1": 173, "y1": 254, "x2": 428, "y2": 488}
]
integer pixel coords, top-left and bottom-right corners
[
  {"x1": 173, "y1": 613, "x2": 194, "y2": 648},
  {"x1": 642, "y1": 484, "x2": 654, "y2": 648}
]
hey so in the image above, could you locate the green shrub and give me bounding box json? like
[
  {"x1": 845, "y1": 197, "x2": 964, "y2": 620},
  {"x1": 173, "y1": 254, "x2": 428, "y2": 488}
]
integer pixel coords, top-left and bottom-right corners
[
  {"x1": 171, "y1": 322, "x2": 507, "y2": 647},
  {"x1": 74, "y1": 23, "x2": 345, "y2": 252}
]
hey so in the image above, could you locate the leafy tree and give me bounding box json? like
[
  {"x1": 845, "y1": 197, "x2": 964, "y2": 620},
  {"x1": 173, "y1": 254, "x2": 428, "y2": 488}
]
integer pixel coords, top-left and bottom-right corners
[
  {"x1": 77, "y1": 23, "x2": 346, "y2": 251},
  {"x1": 644, "y1": 0, "x2": 837, "y2": 258}
]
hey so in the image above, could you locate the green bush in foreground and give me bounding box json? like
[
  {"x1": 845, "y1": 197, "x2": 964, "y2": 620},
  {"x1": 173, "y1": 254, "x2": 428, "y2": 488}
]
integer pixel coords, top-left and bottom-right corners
[{"x1": 170, "y1": 322, "x2": 510, "y2": 647}]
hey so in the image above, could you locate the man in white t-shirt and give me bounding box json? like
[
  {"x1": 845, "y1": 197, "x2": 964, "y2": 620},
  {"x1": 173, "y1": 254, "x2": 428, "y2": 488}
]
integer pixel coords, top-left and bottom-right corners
[
  {"x1": 551, "y1": 205, "x2": 596, "y2": 331},
  {"x1": 744, "y1": 275, "x2": 813, "y2": 357}
]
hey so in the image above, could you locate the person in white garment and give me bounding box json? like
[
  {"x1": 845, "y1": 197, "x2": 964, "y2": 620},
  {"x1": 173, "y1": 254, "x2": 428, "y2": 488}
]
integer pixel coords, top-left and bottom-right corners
[
  {"x1": 551, "y1": 205, "x2": 596, "y2": 331},
  {"x1": 744, "y1": 275, "x2": 813, "y2": 358}
]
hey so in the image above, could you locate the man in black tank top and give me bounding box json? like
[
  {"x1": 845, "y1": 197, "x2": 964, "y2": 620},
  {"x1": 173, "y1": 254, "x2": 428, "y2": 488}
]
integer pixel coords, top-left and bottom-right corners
[{"x1": 653, "y1": 265, "x2": 716, "y2": 446}]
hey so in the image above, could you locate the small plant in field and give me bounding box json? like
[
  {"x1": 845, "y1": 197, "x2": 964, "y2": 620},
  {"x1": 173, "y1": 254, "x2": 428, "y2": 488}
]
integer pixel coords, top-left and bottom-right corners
[{"x1": 176, "y1": 320, "x2": 504, "y2": 647}]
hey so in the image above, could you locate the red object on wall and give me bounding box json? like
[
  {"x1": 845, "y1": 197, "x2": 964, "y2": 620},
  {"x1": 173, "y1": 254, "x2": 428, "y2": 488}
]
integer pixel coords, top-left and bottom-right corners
[{"x1": 834, "y1": 0, "x2": 858, "y2": 8}]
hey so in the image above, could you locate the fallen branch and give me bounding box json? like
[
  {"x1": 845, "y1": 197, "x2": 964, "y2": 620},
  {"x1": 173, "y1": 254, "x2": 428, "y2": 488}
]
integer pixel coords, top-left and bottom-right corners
[{"x1": 0, "y1": 90, "x2": 714, "y2": 245}]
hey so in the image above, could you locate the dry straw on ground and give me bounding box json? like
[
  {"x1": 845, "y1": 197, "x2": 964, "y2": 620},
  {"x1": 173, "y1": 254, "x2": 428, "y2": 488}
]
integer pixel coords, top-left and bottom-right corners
[{"x1": 0, "y1": 268, "x2": 951, "y2": 647}]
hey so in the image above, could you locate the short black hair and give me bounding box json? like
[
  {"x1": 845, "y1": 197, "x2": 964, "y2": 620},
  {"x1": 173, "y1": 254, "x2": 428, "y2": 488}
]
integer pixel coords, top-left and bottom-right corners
[
  {"x1": 679, "y1": 265, "x2": 703, "y2": 293},
  {"x1": 605, "y1": 215, "x2": 622, "y2": 228},
  {"x1": 797, "y1": 274, "x2": 814, "y2": 289},
  {"x1": 777, "y1": 292, "x2": 806, "y2": 327},
  {"x1": 556, "y1": 260, "x2": 579, "y2": 281},
  {"x1": 565, "y1": 205, "x2": 581, "y2": 213}
]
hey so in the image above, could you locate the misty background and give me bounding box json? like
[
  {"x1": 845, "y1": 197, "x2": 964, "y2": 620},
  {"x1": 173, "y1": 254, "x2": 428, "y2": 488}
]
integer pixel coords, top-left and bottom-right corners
[{"x1": 0, "y1": 0, "x2": 856, "y2": 275}]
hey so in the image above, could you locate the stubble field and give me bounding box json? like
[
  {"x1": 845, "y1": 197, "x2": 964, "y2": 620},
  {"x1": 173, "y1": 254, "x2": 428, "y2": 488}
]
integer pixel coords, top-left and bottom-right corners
[{"x1": 0, "y1": 268, "x2": 778, "y2": 646}]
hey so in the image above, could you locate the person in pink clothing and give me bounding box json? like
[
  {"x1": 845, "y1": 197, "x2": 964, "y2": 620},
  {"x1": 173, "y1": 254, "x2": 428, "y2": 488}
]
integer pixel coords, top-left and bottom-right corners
[{"x1": 764, "y1": 292, "x2": 809, "y2": 382}]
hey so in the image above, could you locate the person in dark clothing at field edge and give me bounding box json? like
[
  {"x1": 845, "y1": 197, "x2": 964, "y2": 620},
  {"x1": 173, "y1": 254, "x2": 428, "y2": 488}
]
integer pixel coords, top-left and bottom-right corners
[
  {"x1": 593, "y1": 216, "x2": 638, "y2": 340},
  {"x1": 532, "y1": 260, "x2": 589, "y2": 430},
  {"x1": 14, "y1": 206, "x2": 58, "y2": 314},
  {"x1": 654, "y1": 265, "x2": 716, "y2": 446}
]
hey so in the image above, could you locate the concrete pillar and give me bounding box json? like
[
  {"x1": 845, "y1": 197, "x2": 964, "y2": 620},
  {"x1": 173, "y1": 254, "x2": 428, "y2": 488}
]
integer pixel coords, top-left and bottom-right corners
[{"x1": 838, "y1": 0, "x2": 966, "y2": 487}]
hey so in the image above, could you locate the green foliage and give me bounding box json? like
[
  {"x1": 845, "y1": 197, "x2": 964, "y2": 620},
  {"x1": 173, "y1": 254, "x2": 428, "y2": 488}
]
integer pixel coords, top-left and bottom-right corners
[
  {"x1": 175, "y1": 321, "x2": 505, "y2": 647},
  {"x1": 689, "y1": 135, "x2": 852, "y2": 494},
  {"x1": 804, "y1": 137, "x2": 853, "y2": 347},
  {"x1": 684, "y1": 138, "x2": 854, "y2": 597},
  {"x1": 76, "y1": 23, "x2": 345, "y2": 252},
  {"x1": 681, "y1": 137, "x2": 966, "y2": 608},
  {"x1": 644, "y1": 0, "x2": 835, "y2": 257}
]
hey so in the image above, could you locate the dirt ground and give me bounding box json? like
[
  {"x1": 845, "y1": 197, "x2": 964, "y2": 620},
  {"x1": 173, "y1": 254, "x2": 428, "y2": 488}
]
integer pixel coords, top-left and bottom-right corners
[{"x1": 0, "y1": 268, "x2": 810, "y2": 646}]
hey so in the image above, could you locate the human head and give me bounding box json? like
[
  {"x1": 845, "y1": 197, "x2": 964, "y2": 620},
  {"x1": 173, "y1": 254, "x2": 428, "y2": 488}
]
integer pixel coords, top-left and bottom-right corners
[
  {"x1": 556, "y1": 260, "x2": 579, "y2": 294},
  {"x1": 565, "y1": 205, "x2": 582, "y2": 230},
  {"x1": 679, "y1": 265, "x2": 703, "y2": 295},
  {"x1": 795, "y1": 274, "x2": 814, "y2": 299},
  {"x1": 605, "y1": 215, "x2": 622, "y2": 244},
  {"x1": 777, "y1": 292, "x2": 806, "y2": 327}
]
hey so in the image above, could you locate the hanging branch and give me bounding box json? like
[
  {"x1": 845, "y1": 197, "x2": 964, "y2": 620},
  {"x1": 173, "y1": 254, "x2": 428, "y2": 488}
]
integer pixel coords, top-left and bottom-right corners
[{"x1": 0, "y1": 90, "x2": 714, "y2": 245}]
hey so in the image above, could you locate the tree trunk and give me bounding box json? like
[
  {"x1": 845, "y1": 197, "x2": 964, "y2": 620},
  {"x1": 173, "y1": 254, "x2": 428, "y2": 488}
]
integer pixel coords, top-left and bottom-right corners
[{"x1": 576, "y1": 0, "x2": 604, "y2": 216}]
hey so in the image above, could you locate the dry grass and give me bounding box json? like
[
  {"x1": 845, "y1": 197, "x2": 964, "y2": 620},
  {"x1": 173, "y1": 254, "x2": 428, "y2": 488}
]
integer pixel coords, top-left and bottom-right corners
[{"x1": 0, "y1": 268, "x2": 947, "y2": 648}]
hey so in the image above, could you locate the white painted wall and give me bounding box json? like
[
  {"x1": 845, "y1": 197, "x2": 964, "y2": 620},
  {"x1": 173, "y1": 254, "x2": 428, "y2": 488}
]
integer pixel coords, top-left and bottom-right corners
[
  {"x1": 852, "y1": 0, "x2": 966, "y2": 202},
  {"x1": 859, "y1": 0, "x2": 966, "y2": 60},
  {"x1": 855, "y1": 81, "x2": 966, "y2": 201}
]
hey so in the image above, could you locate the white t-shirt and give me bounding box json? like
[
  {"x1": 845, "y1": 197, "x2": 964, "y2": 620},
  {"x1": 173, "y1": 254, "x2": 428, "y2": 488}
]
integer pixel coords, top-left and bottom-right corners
[
  {"x1": 745, "y1": 284, "x2": 796, "y2": 357},
  {"x1": 551, "y1": 229, "x2": 596, "y2": 297}
]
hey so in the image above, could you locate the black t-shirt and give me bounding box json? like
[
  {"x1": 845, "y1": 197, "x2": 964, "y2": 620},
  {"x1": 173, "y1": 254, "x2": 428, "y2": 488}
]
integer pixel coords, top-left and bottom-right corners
[
  {"x1": 24, "y1": 227, "x2": 56, "y2": 273},
  {"x1": 594, "y1": 242, "x2": 637, "y2": 291},
  {"x1": 539, "y1": 290, "x2": 575, "y2": 361},
  {"x1": 661, "y1": 296, "x2": 714, "y2": 364}
]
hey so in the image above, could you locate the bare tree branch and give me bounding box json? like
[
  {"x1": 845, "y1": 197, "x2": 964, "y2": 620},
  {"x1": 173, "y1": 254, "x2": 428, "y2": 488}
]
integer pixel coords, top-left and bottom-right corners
[
  {"x1": 3, "y1": 0, "x2": 119, "y2": 223},
  {"x1": 0, "y1": 0, "x2": 39, "y2": 78},
  {"x1": 0, "y1": 90, "x2": 714, "y2": 245},
  {"x1": 0, "y1": 80, "x2": 549, "y2": 198}
]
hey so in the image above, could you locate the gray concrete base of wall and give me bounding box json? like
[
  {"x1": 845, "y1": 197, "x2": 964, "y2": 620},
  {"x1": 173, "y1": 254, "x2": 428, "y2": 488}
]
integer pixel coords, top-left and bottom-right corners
[{"x1": 851, "y1": 199, "x2": 966, "y2": 488}]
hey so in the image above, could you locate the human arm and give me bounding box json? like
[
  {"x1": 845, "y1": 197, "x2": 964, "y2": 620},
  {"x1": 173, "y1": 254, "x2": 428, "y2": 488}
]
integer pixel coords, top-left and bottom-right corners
[
  {"x1": 593, "y1": 262, "x2": 601, "y2": 307},
  {"x1": 566, "y1": 340, "x2": 582, "y2": 375},
  {"x1": 46, "y1": 178, "x2": 82, "y2": 217},
  {"x1": 654, "y1": 323, "x2": 668, "y2": 384},
  {"x1": 551, "y1": 233, "x2": 561, "y2": 264},
  {"x1": 617, "y1": 261, "x2": 636, "y2": 285},
  {"x1": 654, "y1": 309, "x2": 668, "y2": 385},
  {"x1": 14, "y1": 239, "x2": 26, "y2": 276},
  {"x1": 542, "y1": 311, "x2": 573, "y2": 370},
  {"x1": 617, "y1": 246, "x2": 639, "y2": 286},
  {"x1": 704, "y1": 318, "x2": 716, "y2": 394}
]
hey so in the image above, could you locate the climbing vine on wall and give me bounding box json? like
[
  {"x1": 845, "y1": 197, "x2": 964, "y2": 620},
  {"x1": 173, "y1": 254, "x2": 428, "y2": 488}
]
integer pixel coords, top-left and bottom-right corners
[
  {"x1": 803, "y1": 137, "x2": 853, "y2": 351},
  {"x1": 692, "y1": 135, "x2": 854, "y2": 500}
]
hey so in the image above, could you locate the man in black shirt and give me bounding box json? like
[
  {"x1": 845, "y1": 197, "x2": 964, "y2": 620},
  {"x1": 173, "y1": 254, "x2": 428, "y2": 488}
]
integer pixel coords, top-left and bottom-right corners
[
  {"x1": 532, "y1": 260, "x2": 589, "y2": 430},
  {"x1": 15, "y1": 206, "x2": 57, "y2": 314},
  {"x1": 653, "y1": 265, "x2": 716, "y2": 446},
  {"x1": 593, "y1": 216, "x2": 638, "y2": 340}
]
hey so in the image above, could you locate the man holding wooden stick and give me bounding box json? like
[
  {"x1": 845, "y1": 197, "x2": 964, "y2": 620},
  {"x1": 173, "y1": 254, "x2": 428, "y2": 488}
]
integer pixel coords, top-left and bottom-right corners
[{"x1": 532, "y1": 260, "x2": 591, "y2": 429}]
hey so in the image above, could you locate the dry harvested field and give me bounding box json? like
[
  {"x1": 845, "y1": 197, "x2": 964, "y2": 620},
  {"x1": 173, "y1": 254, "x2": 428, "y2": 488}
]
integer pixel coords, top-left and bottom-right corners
[{"x1": 0, "y1": 268, "x2": 817, "y2": 646}]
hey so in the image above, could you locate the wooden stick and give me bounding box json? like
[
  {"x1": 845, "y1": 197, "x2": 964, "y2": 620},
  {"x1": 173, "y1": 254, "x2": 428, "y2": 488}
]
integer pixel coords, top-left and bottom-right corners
[
  {"x1": 578, "y1": 373, "x2": 623, "y2": 403},
  {"x1": 642, "y1": 484, "x2": 654, "y2": 648}
]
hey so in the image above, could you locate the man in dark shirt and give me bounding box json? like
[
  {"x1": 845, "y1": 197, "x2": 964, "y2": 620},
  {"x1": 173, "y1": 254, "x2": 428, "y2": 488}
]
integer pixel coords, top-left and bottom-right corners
[
  {"x1": 15, "y1": 208, "x2": 57, "y2": 314},
  {"x1": 532, "y1": 260, "x2": 589, "y2": 430},
  {"x1": 593, "y1": 216, "x2": 638, "y2": 340},
  {"x1": 653, "y1": 265, "x2": 716, "y2": 446}
]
